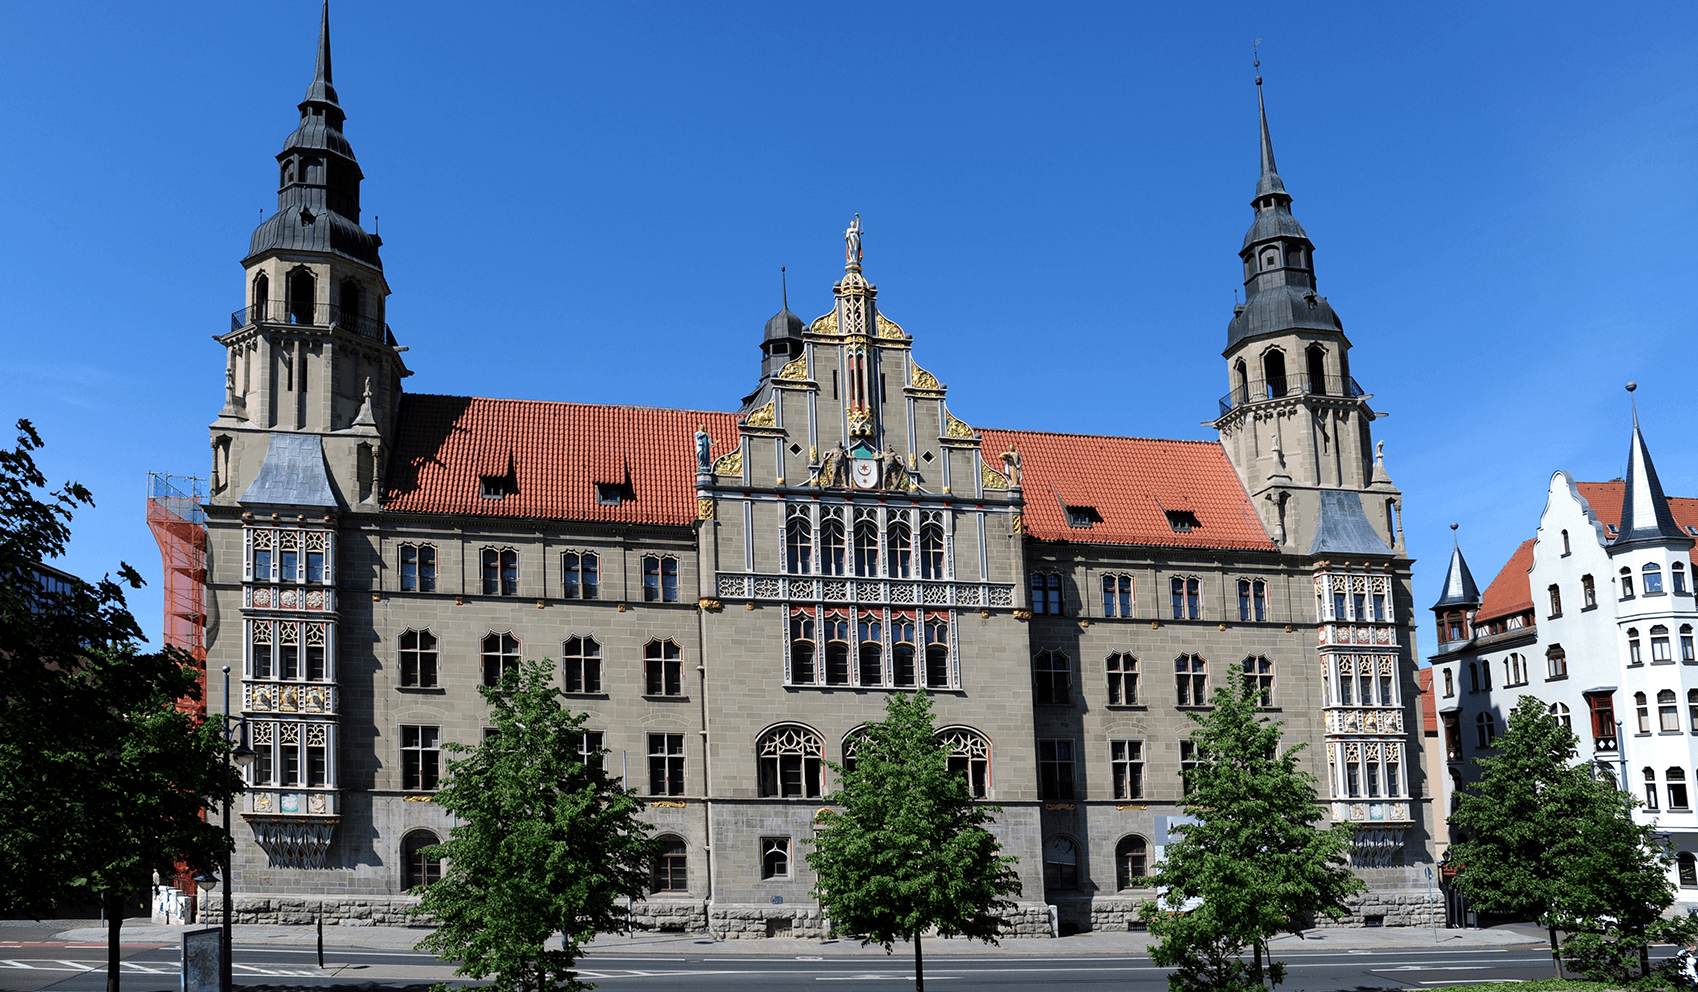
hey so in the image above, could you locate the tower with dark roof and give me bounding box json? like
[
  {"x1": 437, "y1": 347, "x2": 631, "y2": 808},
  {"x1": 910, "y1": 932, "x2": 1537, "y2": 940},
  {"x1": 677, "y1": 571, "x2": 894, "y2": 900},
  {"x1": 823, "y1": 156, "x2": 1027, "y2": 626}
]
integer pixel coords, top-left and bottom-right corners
[
  {"x1": 1212, "y1": 75, "x2": 1403, "y2": 561},
  {"x1": 1612, "y1": 413, "x2": 1693, "y2": 551}
]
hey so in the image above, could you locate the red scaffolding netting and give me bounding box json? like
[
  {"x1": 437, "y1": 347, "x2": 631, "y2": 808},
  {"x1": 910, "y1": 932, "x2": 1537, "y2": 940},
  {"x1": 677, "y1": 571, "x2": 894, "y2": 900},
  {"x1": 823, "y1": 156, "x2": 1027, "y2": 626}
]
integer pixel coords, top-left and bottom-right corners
[{"x1": 146, "y1": 472, "x2": 208, "y2": 713}]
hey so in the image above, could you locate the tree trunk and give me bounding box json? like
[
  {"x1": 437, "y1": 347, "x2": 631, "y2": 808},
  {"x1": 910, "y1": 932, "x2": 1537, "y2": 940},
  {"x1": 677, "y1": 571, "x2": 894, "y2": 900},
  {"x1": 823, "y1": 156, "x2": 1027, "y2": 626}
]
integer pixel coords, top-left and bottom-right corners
[
  {"x1": 1253, "y1": 941, "x2": 1264, "y2": 987},
  {"x1": 1548, "y1": 922, "x2": 1562, "y2": 979},
  {"x1": 913, "y1": 931, "x2": 924, "y2": 992},
  {"x1": 1641, "y1": 943, "x2": 1652, "y2": 981},
  {"x1": 105, "y1": 890, "x2": 122, "y2": 992}
]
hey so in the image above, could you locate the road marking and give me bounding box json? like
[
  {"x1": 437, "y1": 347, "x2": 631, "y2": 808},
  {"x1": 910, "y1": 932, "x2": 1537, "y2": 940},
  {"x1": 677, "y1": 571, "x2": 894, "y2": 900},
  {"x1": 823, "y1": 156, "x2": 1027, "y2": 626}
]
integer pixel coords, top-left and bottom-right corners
[
  {"x1": 0, "y1": 960, "x2": 36, "y2": 969},
  {"x1": 54, "y1": 960, "x2": 94, "y2": 971},
  {"x1": 1417, "y1": 981, "x2": 1526, "y2": 986},
  {"x1": 119, "y1": 961, "x2": 173, "y2": 974},
  {"x1": 816, "y1": 976, "x2": 960, "y2": 982}
]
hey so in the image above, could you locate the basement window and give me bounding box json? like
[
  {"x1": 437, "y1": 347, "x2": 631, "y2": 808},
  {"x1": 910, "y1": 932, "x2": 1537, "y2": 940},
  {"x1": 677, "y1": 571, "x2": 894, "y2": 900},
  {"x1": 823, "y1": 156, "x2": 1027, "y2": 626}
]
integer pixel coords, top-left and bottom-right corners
[
  {"x1": 1065, "y1": 506, "x2": 1101, "y2": 529},
  {"x1": 1165, "y1": 510, "x2": 1201, "y2": 533}
]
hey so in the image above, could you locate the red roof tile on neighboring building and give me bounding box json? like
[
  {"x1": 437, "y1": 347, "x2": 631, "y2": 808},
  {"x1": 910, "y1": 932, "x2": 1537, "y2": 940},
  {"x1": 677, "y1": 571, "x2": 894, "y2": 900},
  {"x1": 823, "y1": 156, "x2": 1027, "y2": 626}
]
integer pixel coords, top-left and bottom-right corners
[
  {"x1": 1475, "y1": 538, "x2": 1536, "y2": 623},
  {"x1": 978, "y1": 429, "x2": 1276, "y2": 551},
  {"x1": 1576, "y1": 481, "x2": 1698, "y2": 538},
  {"x1": 383, "y1": 394, "x2": 739, "y2": 526}
]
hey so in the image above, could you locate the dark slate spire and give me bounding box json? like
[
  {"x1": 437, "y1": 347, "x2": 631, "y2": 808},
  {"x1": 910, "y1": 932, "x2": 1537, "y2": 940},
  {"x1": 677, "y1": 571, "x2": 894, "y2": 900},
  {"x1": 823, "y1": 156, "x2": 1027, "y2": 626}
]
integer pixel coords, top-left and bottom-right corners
[
  {"x1": 1612, "y1": 406, "x2": 1690, "y2": 548},
  {"x1": 760, "y1": 267, "x2": 805, "y2": 378},
  {"x1": 1432, "y1": 531, "x2": 1481, "y2": 610},
  {"x1": 1225, "y1": 72, "x2": 1341, "y2": 350},
  {"x1": 247, "y1": 1, "x2": 380, "y2": 268}
]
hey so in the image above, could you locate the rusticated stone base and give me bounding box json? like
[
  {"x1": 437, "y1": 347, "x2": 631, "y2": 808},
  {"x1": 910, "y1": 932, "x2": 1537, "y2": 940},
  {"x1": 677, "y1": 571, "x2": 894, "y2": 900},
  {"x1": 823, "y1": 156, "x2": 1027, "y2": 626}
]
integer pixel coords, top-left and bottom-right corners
[
  {"x1": 1088, "y1": 898, "x2": 1148, "y2": 932},
  {"x1": 708, "y1": 904, "x2": 831, "y2": 939},
  {"x1": 1310, "y1": 889, "x2": 1441, "y2": 928},
  {"x1": 202, "y1": 895, "x2": 422, "y2": 926},
  {"x1": 629, "y1": 899, "x2": 708, "y2": 933}
]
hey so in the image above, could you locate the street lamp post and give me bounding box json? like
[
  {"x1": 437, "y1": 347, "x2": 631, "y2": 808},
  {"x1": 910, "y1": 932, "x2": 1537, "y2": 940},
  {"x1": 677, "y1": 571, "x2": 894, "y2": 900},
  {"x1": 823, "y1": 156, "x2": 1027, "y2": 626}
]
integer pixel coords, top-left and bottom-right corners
[{"x1": 216, "y1": 666, "x2": 255, "y2": 992}]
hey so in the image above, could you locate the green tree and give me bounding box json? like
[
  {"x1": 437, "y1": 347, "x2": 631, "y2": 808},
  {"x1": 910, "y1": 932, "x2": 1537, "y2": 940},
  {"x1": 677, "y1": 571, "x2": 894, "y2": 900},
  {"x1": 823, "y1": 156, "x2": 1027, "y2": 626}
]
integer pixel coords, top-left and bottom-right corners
[
  {"x1": 412, "y1": 660, "x2": 655, "y2": 992},
  {"x1": 806, "y1": 691, "x2": 1022, "y2": 992},
  {"x1": 1451, "y1": 695, "x2": 1693, "y2": 983},
  {"x1": 1141, "y1": 677, "x2": 1363, "y2": 992},
  {"x1": 0, "y1": 420, "x2": 238, "y2": 991}
]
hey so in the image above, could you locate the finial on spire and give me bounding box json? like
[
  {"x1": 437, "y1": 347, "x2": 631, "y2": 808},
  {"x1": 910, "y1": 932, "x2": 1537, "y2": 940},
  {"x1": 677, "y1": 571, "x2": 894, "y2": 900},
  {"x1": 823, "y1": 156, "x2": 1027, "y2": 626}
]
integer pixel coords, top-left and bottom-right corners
[
  {"x1": 1253, "y1": 38, "x2": 1262, "y2": 87},
  {"x1": 781, "y1": 266, "x2": 789, "y2": 311},
  {"x1": 844, "y1": 214, "x2": 863, "y2": 271},
  {"x1": 316, "y1": 1, "x2": 333, "y2": 84},
  {"x1": 1252, "y1": 41, "x2": 1286, "y2": 199}
]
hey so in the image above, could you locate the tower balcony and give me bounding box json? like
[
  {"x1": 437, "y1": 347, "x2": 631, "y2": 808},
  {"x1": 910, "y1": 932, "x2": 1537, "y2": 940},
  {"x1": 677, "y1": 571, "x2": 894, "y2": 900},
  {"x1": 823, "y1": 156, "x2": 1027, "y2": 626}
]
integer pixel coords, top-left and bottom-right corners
[
  {"x1": 1218, "y1": 373, "x2": 1364, "y2": 418},
  {"x1": 231, "y1": 301, "x2": 391, "y2": 343}
]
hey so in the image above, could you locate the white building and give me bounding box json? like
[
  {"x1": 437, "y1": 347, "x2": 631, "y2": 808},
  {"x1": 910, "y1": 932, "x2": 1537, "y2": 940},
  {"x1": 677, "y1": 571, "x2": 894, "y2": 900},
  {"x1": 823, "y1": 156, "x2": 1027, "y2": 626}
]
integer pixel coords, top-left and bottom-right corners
[{"x1": 1431, "y1": 415, "x2": 1698, "y2": 907}]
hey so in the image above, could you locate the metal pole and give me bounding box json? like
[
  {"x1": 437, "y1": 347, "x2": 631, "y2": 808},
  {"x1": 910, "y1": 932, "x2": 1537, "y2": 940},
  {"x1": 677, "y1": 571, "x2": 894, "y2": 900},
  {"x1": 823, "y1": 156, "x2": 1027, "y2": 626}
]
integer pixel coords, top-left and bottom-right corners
[
  {"x1": 1427, "y1": 866, "x2": 1436, "y2": 942},
  {"x1": 221, "y1": 666, "x2": 234, "y2": 992}
]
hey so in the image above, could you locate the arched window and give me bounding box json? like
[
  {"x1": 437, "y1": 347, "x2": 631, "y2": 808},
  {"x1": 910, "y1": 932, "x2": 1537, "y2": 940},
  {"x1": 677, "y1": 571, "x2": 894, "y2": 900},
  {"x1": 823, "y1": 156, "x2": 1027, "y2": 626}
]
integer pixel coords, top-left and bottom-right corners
[
  {"x1": 1635, "y1": 692, "x2": 1650, "y2": 733},
  {"x1": 641, "y1": 555, "x2": 679, "y2": 603},
  {"x1": 1171, "y1": 577, "x2": 1200, "y2": 620},
  {"x1": 938, "y1": 727, "x2": 991, "y2": 798},
  {"x1": 1032, "y1": 572, "x2": 1063, "y2": 615},
  {"x1": 1651, "y1": 625, "x2": 1671, "y2": 662},
  {"x1": 1669, "y1": 768, "x2": 1690, "y2": 809},
  {"x1": 481, "y1": 547, "x2": 518, "y2": 596},
  {"x1": 480, "y1": 633, "x2": 519, "y2": 686},
  {"x1": 399, "y1": 629, "x2": 437, "y2": 688},
  {"x1": 1645, "y1": 767, "x2": 1660, "y2": 810},
  {"x1": 1628, "y1": 628, "x2": 1643, "y2": 665},
  {"x1": 1689, "y1": 689, "x2": 1698, "y2": 732},
  {"x1": 1106, "y1": 653, "x2": 1138, "y2": 705},
  {"x1": 1549, "y1": 701, "x2": 1571, "y2": 729},
  {"x1": 561, "y1": 635, "x2": 601, "y2": 694},
  {"x1": 252, "y1": 272, "x2": 270, "y2": 320},
  {"x1": 757, "y1": 725, "x2": 823, "y2": 799},
  {"x1": 789, "y1": 613, "x2": 817, "y2": 684},
  {"x1": 1547, "y1": 644, "x2": 1567, "y2": 679},
  {"x1": 280, "y1": 158, "x2": 295, "y2": 187},
  {"x1": 1644, "y1": 563, "x2": 1664, "y2": 594},
  {"x1": 1115, "y1": 836, "x2": 1149, "y2": 891},
  {"x1": 402, "y1": 830, "x2": 442, "y2": 890},
  {"x1": 820, "y1": 514, "x2": 846, "y2": 576},
  {"x1": 1660, "y1": 689, "x2": 1679, "y2": 731},
  {"x1": 1674, "y1": 562, "x2": 1688, "y2": 594},
  {"x1": 886, "y1": 522, "x2": 912, "y2": 578},
  {"x1": 1548, "y1": 584, "x2": 1562, "y2": 617},
  {"x1": 919, "y1": 523, "x2": 945, "y2": 580},
  {"x1": 1621, "y1": 566, "x2": 1635, "y2": 599},
  {"x1": 1480, "y1": 659, "x2": 1492, "y2": 690},
  {"x1": 1442, "y1": 668, "x2": 1454, "y2": 697},
  {"x1": 1033, "y1": 650, "x2": 1070, "y2": 705},
  {"x1": 1103, "y1": 574, "x2": 1132, "y2": 617},
  {"x1": 1680, "y1": 852, "x2": 1698, "y2": 888},
  {"x1": 1582, "y1": 574, "x2": 1596, "y2": 608},
  {"x1": 287, "y1": 268, "x2": 316, "y2": 325},
  {"x1": 1684, "y1": 625, "x2": 1696, "y2": 663},
  {"x1": 338, "y1": 279, "x2": 363, "y2": 331},
  {"x1": 823, "y1": 614, "x2": 851, "y2": 685},
  {"x1": 857, "y1": 614, "x2": 882, "y2": 685},
  {"x1": 892, "y1": 615, "x2": 917, "y2": 687},
  {"x1": 651, "y1": 835, "x2": 687, "y2": 892},
  {"x1": 1176, "y1": 654, "x2": 1207, "y2": 706},
  {"x1": 924, "y1": 616, "x2": 950, "y2": 688},
  {"x1": 1262, "y1": 350, "x2": 1287, "y2": 398},
  {"x1": 1043, "y1": 836, "x2": 1080, "y2": 890},
  {"x1": 853, "y1": 519, "x2": 879, "y2": 577},
  {"x1": 644, "y1": 638, "x2": 683, "y2": 696},
  {"x1": 1561, "y1": 529, "x2": 1571, "y2": 554},
  {"x1": 1475, "y1": 712, "x2": 1496, "y2": 748},
  {"x1": 1337, "y1": 658, "x2": 1356, "y2": 705},
  {"x1": 786, "y1": 515, "x2": 813, "y2": 574},
  {"x1": 1305, "y1": 345, "x2": 1327, "y2": 394},
  {"x1": 1242, "y1": 655, "x2": 1273, "y2": 706},
  {"x1": 1234, "y1": 359, "x2": 1249, "y2": 405}
]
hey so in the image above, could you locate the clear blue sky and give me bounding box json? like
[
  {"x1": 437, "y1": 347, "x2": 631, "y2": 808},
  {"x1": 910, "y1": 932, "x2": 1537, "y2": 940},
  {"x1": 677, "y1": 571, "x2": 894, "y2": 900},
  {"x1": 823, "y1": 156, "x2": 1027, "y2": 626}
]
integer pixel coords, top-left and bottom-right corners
[{"x1": 4, "y1": 2, "x2": 1695, "y2": 658}]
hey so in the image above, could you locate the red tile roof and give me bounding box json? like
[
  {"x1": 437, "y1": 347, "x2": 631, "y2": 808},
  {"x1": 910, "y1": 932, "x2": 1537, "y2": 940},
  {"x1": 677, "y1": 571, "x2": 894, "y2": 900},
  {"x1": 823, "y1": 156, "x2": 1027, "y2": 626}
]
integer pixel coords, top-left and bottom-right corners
[
  {"x1": 1475, "y1": 538, "x2": 1536, "y2": 623},
  {"x1": 1575, "y1": 481, "x2": 1698, "y2": 538},
  {"x1": 1415, "y1": 667, "x2": 1437, "y2": 734},
  {"x1": 383, "y1": 395, "x2": 739, "y2": 525},
  {"x1": 977, "y1": 429, "x2": 1276, "y2": 551}
]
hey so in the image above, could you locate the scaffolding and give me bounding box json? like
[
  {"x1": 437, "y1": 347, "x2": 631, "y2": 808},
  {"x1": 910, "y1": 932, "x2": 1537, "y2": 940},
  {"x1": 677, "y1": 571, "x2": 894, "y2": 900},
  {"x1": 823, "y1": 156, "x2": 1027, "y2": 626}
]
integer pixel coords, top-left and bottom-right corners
[{"x1": 146, "y1": 472, "x2": 208, "y2": 716}]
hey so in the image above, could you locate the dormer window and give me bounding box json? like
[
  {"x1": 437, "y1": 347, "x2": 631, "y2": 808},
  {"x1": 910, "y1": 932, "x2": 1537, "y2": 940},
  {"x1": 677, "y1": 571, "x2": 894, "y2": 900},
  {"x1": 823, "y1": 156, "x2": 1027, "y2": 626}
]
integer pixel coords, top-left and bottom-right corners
[
  {"x1": 1065, "y1": 506, "x2": 1100, "y2": 529},
  {"x1": 1165, "y1": 510, "x2": 1200, "y2": 533},
  {"x1": 480, "y1": 475, "x2": 515, "y2": 500},
  {"x1": 596, "y1": 482, "x2": 634, "y2": 506},
  {"x1": 1606, "y1": 524, "x2": 1620, "y2": 538}
]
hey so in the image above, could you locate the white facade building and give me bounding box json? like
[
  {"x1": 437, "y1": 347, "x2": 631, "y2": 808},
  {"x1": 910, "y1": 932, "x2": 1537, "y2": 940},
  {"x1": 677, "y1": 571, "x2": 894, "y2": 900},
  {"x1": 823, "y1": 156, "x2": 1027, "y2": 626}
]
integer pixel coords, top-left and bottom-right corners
[{"x1": 1431, "y1": 416, "x2": 1698, "y2": 907}]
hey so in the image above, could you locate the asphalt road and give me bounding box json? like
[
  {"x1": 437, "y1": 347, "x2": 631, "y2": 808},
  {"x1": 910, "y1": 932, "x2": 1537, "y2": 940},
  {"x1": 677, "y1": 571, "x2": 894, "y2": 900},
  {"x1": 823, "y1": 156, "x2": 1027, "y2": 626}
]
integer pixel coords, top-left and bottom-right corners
[{"x1": 0, "y1": 938, "x2": 1673, "y2": 992}]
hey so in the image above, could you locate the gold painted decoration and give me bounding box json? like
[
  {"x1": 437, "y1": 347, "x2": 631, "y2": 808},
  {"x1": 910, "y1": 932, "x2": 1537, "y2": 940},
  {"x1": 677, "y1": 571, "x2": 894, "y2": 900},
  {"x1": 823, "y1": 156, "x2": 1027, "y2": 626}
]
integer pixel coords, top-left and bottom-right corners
[
  {"x1": 713, "y1": 447, "x2": 742, "y2": 476},
  {"x1": 652, "y1": 800, "x2": 687, "y2": 809},
  {"x1": 944, "y1": 408, "x2": 975, "y2": 440},
  {"x1": 981, "y1": 462, "x2": 1009, "y2": 491},
  {"x1": 910, "y1": 360, "x2": 943, "y2": 392},
  {"x1": 697, "y1": 598, "x2": 723, "y2": 611},
  {"x1": 876, "y1": 313, "x2": 907, "y2": 339},
  {"x1": 847, "y1": 409, "x2": 874, "y2": 437},
  {"x1": 810, "y1": 311, "x2": 839, "y2": 336},
  {"x1": 777, "y1": 356, "x2": 809, "y2": 381},
  {"x1": 1012, "y1": 609, "x2": 1033, "y2": 621},
  {"x1": 697, "y1": 497, "x2": 714, "y2": 521},
  {"x1": 744, "y1": 398, "x2": 777, "y2": 428},
  {"x1": 1011, "y1": 513, "x2": 1024, "y2": 534}
]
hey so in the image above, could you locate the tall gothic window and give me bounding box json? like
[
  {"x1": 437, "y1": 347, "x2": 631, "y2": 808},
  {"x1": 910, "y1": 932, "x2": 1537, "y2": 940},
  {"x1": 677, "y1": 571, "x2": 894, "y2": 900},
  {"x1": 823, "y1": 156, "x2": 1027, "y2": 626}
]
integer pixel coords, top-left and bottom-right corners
[
  {"x1": 790, "y1": 613, "x2": 817, "y2": 684},
  {"x1": 858, "y1": 615, "x2": 883, "y2": 685},
  {"x1": 1176, "y1": 654, "x2": 1207, "y2": 706},
  {"x1": 482, "y1": 548, "x2": 518, "y2": 596},
  {"x1": 1170, "y1": 577, "x2": 1200, "y2": 620},
  {"x1": 886, "y1": 522, "x2": 912, "y2": 578},
  {"x1": 644, "y1": 639, "x2": 682, "y2": 696},
  {"x1": 562, "y1": 636, "x2": 601, "y2": 694},
  {"x1": 919, "y1": 524, "x2": 945, "y2": 580},
  {"x1": 481, "y1": 633, "x2": 520, "y2": 686},
  {"x1": 1106, "y1": 653, "x2": 1138, "y2": 705},
  {"x1": 892, "y1": 616, "x2": 917, "y2": 687},
  {"x1": 939, "y1": 727, "x2": 991, "y2": 798},
  {"x1": 1102, "y1": 574, "x2": 1132, "y2": 617},
  {"x1": 642, "y1": 555, "x2": 679, "y2": 602},
  {"x1": 758, "y1": 725, "x2": 823, "y2": 798},
  {"x1": 1241, "y1": 655, "x2": 1273, "y2": 706},
  {"x1": 823, "y1": 615, "x2": 851, "y2": 685},
  {"x1": 562, "y1": 551, "x2": 599, "y2": 599},
  {"x1": 820, "y1": 514, "x2": 847, "y2": 577},
  {"x1": 924, "y1": 617, "x2": 950, "y2": 687},
  {"x1": 786, "y1": 516, "x2": 813, "y2": 574},
  {"x1": 853, "y1": 518, "x2": 880, "y2": 577},
  {"x1": 399, "y1": 629, "x2": 437, "y2": 688}
]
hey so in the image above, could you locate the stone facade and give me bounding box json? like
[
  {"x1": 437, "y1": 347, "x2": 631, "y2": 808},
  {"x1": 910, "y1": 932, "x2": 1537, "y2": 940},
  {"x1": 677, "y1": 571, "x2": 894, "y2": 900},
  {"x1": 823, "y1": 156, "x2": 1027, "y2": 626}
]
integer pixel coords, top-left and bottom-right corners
[{"x1": 193, "y1": 13, "x2": 1437, "y2": 936}]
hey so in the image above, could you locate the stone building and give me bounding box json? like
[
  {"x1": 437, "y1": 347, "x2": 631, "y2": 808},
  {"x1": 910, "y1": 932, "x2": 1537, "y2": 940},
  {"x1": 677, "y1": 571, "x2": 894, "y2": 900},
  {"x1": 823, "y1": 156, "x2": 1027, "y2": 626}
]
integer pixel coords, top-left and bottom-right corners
[
  {"x1": 1430, "y1": 412, "x2": 1698, "y2": 910},
  {"x1": 200, "y1": 9, "x2": 1435, "y2": 933}
]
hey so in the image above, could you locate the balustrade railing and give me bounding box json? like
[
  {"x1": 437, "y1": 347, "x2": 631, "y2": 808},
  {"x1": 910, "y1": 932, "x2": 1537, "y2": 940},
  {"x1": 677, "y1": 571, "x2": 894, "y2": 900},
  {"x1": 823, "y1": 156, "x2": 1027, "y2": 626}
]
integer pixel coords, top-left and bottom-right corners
[
  {"x1": 230, "y1": 301, "x2": 390, "y2": 342},
  {"x1": 1217, "y1": 373, "x2": 1366, "y2": 417}
]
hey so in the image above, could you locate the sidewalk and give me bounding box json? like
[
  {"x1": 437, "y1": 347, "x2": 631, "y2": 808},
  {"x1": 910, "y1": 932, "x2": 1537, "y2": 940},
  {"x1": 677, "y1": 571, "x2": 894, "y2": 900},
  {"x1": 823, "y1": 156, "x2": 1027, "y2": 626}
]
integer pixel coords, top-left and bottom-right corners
[{"x1": 47, "y1": 918, "x2": 1546, "y2": 957}]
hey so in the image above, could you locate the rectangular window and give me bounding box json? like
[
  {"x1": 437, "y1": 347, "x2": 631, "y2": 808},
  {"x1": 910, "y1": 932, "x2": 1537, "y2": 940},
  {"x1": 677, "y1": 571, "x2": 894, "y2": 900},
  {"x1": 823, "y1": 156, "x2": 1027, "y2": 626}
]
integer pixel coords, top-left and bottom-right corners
[
  {"x1": 1653, "y1": 630, "x2": 1672, "y2": 662},
  {"x1": 761, "y1": 837, "x2": 790, "y2": 879},
  {"x1": 1548, "y1": 584, "x2": 1562, "y2": 617},
  {"x1": 1630, "y1": 636, "x2": 1643, "y2": 665},
  {"x1": 305, "y1": 639, "x2": 326, "y2": 681},
  {"x1": 306, "y1": 726, "x2": 327, "y2": 787},
  {"x1": 482, "y1": 549, "x2": 499, "y2": 596},
  {"x1": 281, "y1": 729, "x2": 300, "y2": 786},
  {"x1": 1034, "y1": 651, "x2": 1070, "y2": 705},
  {"x1": 254, "y1": 547, "x2": 272, "y2": 582},
  {"x1": 1179, "y1": 740, "x2": 1200, "y2": 796},
  {"x1": 253, "y1": 727, "x2": 274, "y2": 785},
  {"x1": 401, "y1": 724, "x2": 440, "y2": 791},
  {"x1": 563, "y1": 636, "x2": 602, "y2": 694},
  {"x1": 281, "y1": 548, "x2": 298, "y2": 582},
  {"x1": 1176, "y1": 655, "x2": 1207, "y2": 706},
  {"x1": 400, "y1": 545, "x2": 416, "y2": 591},
  {"x1": 562, "y1": 551, "x2": 599, "y2": 600},
  {"x1": 306, "y1": 549, "x2": 324, "y2": 583},
  {"x1": 1111, "y1": 739, "x2": 1143, "y2": 800},
  {"x1": 1032, "y1": 572, "x2": 1062, "y2": 615},
  {"x1": 645, "y1": 640, "x2": 684, "y2": 696},
  {"x1": 253, "y1": 641, "x2": 272, "y2": 680},
  {"x1": 1106, "y1": 654, "x2": 1138, "y2": 705},
  {"x1": 1684, "y1": 631, "x2": 1696, "y2": 662},
  {"x1": 1038, "y1": 739, "x2": 1075, "y2": 800},
  {"x1": 399, "y1": 630, "x2": 438, "y2": 688},
  {"x1": 1371, "y1": 589, "x2": 1385, "y2": 621},
  {"x1": 1582, "y1": 574, "x2": 1596, "y2": 609},
  {"x1": 648, "y1": 733, "x2": 685, "y2": 796},
  {"x1": 569, "y1": 730, "x2": 605, "y2": 772},
  {"x1": 1663, "y1": 698, "x2": 1681, "y2": 732},
  {"x1": 1670, "y1": 777, "x2": 1690, "y2": 810}
]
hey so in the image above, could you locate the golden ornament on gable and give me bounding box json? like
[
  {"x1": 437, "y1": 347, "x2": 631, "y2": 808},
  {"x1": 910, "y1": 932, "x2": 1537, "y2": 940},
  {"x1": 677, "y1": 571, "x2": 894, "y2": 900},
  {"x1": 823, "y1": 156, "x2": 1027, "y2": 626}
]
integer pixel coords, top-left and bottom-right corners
[
  {"x1": 944, "y1": 409, "x2": 975, "y2": 440},
  {"x1": 810, "y1": 311, "x2": 839, "y2": 336},
  {"x1": 777, "y1": 356, "x2": 809, "y2": 381},
  {"x1": 713, "y1": 448, "x2": 743, "y2": 476},
  {"x1": 910, "y1": 360, "x2": 943, "y2": 392},
  {"x1": 697, "y1": 497, "x2": 715, "y2": 521},
  {"x1": 981, "y1": 463, "x2": 1009, "y2": 491},
  {"x1": 744, "y1": 398, "x2": 776, "y2": 428},
  {"x1": 876, "y1": 313, "x2": 907, "y2": 339}
]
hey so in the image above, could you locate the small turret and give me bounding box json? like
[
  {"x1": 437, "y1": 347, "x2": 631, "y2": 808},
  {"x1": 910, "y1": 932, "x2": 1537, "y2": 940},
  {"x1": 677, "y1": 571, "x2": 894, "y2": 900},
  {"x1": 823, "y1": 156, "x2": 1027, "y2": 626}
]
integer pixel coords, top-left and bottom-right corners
[
  {"x1": 761, "y1": 268, "x2": 805, "y2": 378},
  {"x1": 1612, "y1": 389, "x2": 1691, "y2": 549}
]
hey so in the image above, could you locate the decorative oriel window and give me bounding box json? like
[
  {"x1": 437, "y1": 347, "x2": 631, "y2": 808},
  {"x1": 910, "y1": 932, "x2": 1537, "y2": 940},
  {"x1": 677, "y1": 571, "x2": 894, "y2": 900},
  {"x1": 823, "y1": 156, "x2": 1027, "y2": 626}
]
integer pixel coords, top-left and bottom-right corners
[
  {"x1": 939, "y1": 727, "x2": 991, "y2": 798},
  {"x1": 1115, "y1": 836, "x2": 1149, "y2": 891},
  {"x1": 757, "y1": 725, "x2": 823, "y2": 798},
  {"x1": 1033, "y1": 649, "x2": 1071, "y2": 705},
  {"x1": 1102, "y1": 574, "x2": 1133, "y2": 617},
  {"x1": 652, "y1": 836, "x2": 688, "y2": 892},
  {"x1": 648, "y1": 733, "x2": 685, "y2": 796},
  {"x1": 1175, "y1": 654, "x2": 1207, "y2": 706},
  {"x1": 1106, "y1": 653, "x2": 1138, "y2": 705},
  {"x1": 563, "y1": 636, "x2": 602, "y2": 694},
  {"x1": 642, "y1": 555, "x2": 680, "y2": 602},
  {"x1": 562, "y1": 551, "x2": 599, "y2": 599},
  {"x1": 1241, "y1": 655, "x2": 1273, "y2": 706},
  {"x1": 1170, "y1": 577, "x2": 1200, "y2": 620},
  {"x1": 645, "y1": 639, "x2": 683, "y2": 696},
  {"x1": 401, "y1": 725, "x2": 440, "y2": 791},
  {"x1": 398, "y1": 629, "x2": 437, "y2": 688},
  {"x1": 1031, "y1": 571, "x2": 1063, "y2": 615},
  {"x1": 399, "y1": 543, "x2": 437, "y2": 592},
  {"x1": 481, "y1": 548, "x2": 518, "y2": 596},
  {"x1": 481, "y1": 633, "x2": 520, "y2": 686},
  {"x1": 1038, "y1": 740, "x2": 1075, "y2": 800},
  {"x1": 1110, "y1": 740, "x2": 1143, "y2": 800}
]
